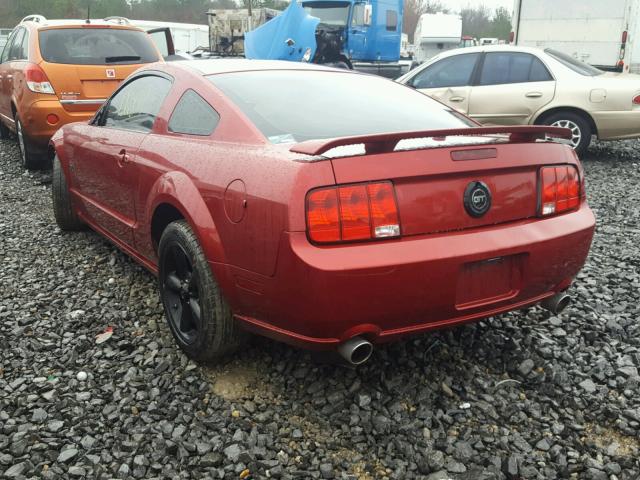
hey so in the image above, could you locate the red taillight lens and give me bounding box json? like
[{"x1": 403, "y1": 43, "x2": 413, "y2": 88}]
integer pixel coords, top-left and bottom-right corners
[
  {"x1": 622, "y1": 30, "x2": 628, "y2": 43},
  {"x1": 633, "y1": 94, "x2": 640, "y2": 105},
  {"x1": 24, "y1": 63, "x2": 55, "y2": 95},
  {"x1": 306, "y1": 181, "x2": 400, "y2": 243},
  {"x1": 539, "y1": 165, "x2": 581, "y2": 216},
  {"x1": 307, "y1": 188, "x2": 340, "y2": 243}
]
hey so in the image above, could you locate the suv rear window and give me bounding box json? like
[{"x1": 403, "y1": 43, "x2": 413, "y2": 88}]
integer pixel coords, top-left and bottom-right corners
[{"x1": 38, "y1": 28, "x2": 159, "y2": 65}]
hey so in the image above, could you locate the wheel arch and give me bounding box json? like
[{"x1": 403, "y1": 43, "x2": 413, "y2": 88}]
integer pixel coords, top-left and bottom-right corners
[
  {"x1": 146, "y1": 172, "x2": 227, "y2": 266},
  {"x1": 533, "y1": 106, "x2": 598, "y2": 138}
]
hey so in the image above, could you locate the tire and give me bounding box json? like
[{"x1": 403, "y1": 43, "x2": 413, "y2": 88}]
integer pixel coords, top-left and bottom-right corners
[
  {"x1": 158, "y1": 220, "x2": 245, "y2": 362},
  {"x1": 15, "y1": 113, "x2": 42, "y2": 170},
  {"x1": 52, "y1": 155, "x2": 83, "y2": 231},
  {"x1": 0, "y1": 119, "x2": 9, "y2": 140},
  {"x1": 541, "y1": 111, "x2": 592, "y2": 156}
]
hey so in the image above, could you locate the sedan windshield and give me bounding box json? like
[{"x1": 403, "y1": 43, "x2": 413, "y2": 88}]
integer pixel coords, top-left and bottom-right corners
[
  {"x1": 39, "y1": 28, "x2": 159, "y2": 65},
  {"x1": 545, "y1": 48, "x2": 603, "y2": 76},
  {"x1": 209, "y1": 70, "x2": 474, "y2": 143}
]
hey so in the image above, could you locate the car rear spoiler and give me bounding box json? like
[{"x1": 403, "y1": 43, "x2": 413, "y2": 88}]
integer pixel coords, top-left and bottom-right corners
[{"x1": 289, "y1": 125, "x2": 572, "y2": 156}]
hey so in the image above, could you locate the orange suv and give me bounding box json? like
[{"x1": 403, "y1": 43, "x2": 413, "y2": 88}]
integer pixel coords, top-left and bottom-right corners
[{"x1": 0, "y1": 15, "x2": 165, "y2": 169}]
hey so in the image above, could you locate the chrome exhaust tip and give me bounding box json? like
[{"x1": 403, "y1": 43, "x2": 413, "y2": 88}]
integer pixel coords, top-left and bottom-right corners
[
  {"x1": 541, "y1": 292, "x2": 571, "y2": 315},
  {"x1": 337, "y1": 336, "x2": 373, "y2": 365}
]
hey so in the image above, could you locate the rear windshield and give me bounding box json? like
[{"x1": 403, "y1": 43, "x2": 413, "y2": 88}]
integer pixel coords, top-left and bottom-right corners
[
  {"x1": 545, "y1": 48, "x2": 603, "y2": 76},
  {"x1": 209, "y1": 70, "x2": 474, "y2": 143},
  {"x1": 39, "y1": 28, "x2": 159, "y2": 65}
]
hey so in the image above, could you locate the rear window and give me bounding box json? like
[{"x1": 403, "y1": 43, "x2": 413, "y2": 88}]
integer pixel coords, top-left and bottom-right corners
[
  {"x1": 209, "y1": 70, "x2": 474, "y2": 143},
  {"x1": 38, "y1": 28, "x2": 159, "y2": 65},
  {"x1": 545, "y1": 48, "x2": 603, "y2": 76}
]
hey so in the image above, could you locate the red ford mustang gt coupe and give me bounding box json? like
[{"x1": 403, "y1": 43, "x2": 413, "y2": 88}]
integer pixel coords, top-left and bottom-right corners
[{"x1": 50, "y1": 60, "x2": 595, "y2": 365}]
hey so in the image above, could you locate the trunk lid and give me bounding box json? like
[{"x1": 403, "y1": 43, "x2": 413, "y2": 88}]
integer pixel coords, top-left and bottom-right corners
[{"x1": 292, "y1": 127, "x2": 575, "y2": 236}]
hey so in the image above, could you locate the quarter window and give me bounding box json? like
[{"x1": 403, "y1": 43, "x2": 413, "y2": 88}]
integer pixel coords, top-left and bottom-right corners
[
  {"x1": 411, "y1": 53, "x2": 480, "y2": 89},
  {"x1": 8, "y1": 28, "x2": 26, "y2": 61},
  {"x1": 386, "y1": 10, "x2": 397, "y2": 31},
  {"x1": 479, "y1": 52, "x2": 553, "y2": 85},
  {"x1": 168, "y1": 90, "x2": 220, "y2": 136},
  {"x1": 0, "y1": 30, "x2": 16, "y2": 63},
  {"x1": 103, "y1": 75, "x2": 171, "y2": 132}
]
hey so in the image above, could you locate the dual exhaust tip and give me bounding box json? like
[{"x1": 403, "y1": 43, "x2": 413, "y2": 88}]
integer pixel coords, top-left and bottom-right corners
[
  {"x1": 337, "y1": 336, "x2": 373, "y2": 365},
  {"x1": 540, "y1": 292, "x2": 571, "y2": 315},
  {"x1": 337, "y1": 293, "x2": 571, "y2": 365}
]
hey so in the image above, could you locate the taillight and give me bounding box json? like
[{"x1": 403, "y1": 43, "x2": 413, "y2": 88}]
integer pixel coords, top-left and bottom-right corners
[
  {"x1": 539, "y1": 165, "x2": 581, "y2": 216},
  {"x1": 622, "y1": 30, "x2": 628, "y2": 43},
  {"x1": 306, "y1": 181, "x2": 400, "y2": 243},
  {"x1": 633, "y1": 94, "x2": 640, "y2": 105},
  {"x1": 24, "y1": 63, "x2": 55, "y2": 95}
]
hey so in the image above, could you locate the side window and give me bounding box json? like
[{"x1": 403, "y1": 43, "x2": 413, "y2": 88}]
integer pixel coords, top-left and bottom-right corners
[
  {"x1": 386, "y1": 10, "x2": 397, "y2": 31},
  {"x1": 0, "y1": 30, "x2": 16, "y2": 63},
  {"x1": 529, "y1": 57, "x2": 553, "y2": 82},
  {"x1": 351, "y1": 3, "x2": 365, "y2": 26},
  {"x1": 411, "y1": 53, "x2": 479, "y2": 89},
  {"x1": 17, "y1": 30, "x2": 29, "y2": 60},
  {"x1": 103, "y1": 75, "x2": 171, "y2": 132},
  {"x1": 168, "y1": 89, "x2": 220, "y2": 136},
  {"x1": 479, "y1": 52, "x2": 553, "y2": 86},
  {"x1": 7, "y1": 29, "x2": 24, "y2": 61}
]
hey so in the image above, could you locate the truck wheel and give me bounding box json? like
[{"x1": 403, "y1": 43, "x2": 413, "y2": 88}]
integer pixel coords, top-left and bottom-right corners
[
  {"x1": 15, "y1": 114, "x2": 42, "y2": 169},
  {"x1": 542, "y1": 112, "x2": 592, "y2": 156},
  {"x1": 158, "y1": 220, "x2": 246, "y2": 362},
  {"x1": 52, "y1": 155, "x2": 83, "y2": 231}
]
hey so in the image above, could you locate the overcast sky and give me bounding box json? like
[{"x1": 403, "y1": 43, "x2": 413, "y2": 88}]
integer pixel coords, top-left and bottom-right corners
[{"x1": 441, "y1": 0, "x2": 513, "y2": 13}]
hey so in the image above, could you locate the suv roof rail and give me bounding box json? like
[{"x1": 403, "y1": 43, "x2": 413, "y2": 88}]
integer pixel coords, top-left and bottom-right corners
[
  {"x1": 21, "y1": 15, "x2": 47, "y2": 24},
  {"x1": 104, "y1": 16, "x2": 131, "y2": 25}
]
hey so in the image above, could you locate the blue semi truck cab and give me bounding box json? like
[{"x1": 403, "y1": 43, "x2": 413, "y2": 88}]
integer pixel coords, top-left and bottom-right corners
[
  {"x1": 244, "y1": 0, "x2": 406, "y2": 78},
  {"x1": 302, "y1": 0, "x2": 402, "y2": 65}
]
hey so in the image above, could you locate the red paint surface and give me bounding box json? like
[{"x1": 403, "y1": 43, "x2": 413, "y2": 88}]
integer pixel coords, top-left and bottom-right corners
[{"x1": 51, "y1": 62, "x2": 596, "y2": 350}]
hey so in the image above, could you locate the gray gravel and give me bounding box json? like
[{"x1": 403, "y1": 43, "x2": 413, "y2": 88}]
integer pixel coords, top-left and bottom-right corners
[{"x1": 1, "y1": 136, "x2": 639, "y2": 479}]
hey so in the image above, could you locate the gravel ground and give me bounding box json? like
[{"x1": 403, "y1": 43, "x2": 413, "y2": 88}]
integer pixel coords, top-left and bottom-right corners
[{"x1": 0, "y1": 136, "x2": 639, "y2": 480}]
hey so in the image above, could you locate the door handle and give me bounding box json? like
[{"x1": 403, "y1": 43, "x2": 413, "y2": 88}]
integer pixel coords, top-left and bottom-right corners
[
  {"x1": 449, "y1": 96, "x2": 465, "y2": 102},
  {"x1": 525, "y1": 92, "x2": 543, "y2": 98},
  {"x1": 117, "y1": 149, "x2": 131, "y2": 167}
]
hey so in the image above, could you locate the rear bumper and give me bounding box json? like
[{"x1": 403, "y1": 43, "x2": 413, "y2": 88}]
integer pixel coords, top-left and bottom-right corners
[
  {"x1": 592, "y1": 110, "x2": 640, "y2": 140},
  {"x1": 22, "y1": 98, "x2": 97, "y2": 148},
  {"x1": 223, "y1": 203, "x2": 595, "y2": 349}
]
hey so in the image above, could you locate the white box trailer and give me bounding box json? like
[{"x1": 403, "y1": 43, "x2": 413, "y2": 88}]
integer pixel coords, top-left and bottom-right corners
[
  {"x1": 413, "y1": 13, "x2": 462, "y2": 64},
  {"x1": 511, "y1": 0, "x2": 640, "y2": 73}
]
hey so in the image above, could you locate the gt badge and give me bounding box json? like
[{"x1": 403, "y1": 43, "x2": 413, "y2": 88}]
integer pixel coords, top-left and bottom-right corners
[
  {"x1": 464, "y1": 181, "x2": 492, "y2": 218},
  {"x1": 106, "y1": 69, "x2": 116, "y2": 78}
]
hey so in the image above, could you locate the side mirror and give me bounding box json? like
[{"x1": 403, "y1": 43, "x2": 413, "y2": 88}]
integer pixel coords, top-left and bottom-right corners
[{"x1": 363, "y1": 4, "x2": 372, "y2": 26}]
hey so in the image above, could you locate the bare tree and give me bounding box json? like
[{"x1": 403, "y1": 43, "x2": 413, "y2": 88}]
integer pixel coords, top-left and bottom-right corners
[{"x1": 403, "y1": 0, "x2": 449, "y2": 43}]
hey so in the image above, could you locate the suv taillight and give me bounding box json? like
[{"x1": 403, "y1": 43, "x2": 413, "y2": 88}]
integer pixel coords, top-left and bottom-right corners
[
  {"x1": 539, "y1": 165, "x2": 581, "y2": 216},
  {"x1": 25, "y1": 63, "x2": 55, "y2": 95},
  {"x1": 306, "y1": 181, "x2": 400, "y2": 243}
]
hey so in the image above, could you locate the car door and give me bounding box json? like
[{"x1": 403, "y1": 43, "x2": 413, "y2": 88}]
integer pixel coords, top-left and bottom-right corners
[
  {"x1": 348, "y1": 2, "x2": 369, "y2": 60},
  {"x1": 407, "y1": 53, "x2": 481, "y2": 115},
  {"x1": 468, "y1": 52, "x2": 556, "y2": 125},
  {"x1": 0, "y1": 29, "x2": 19, "y2": 122},
  {"x1": 71, "y1": 74, "x2": 172, "y2": 247}
]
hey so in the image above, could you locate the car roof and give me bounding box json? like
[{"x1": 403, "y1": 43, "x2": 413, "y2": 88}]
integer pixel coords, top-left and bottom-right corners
[
  {"x1": 22, "y1": 19, "x2": 143, "y2": 31},
  {"x1": 174, "y1": 59, "x2": 344, "y2": 76},
  {"x1": 437, "y1": 44, "x2": 548, "y2": 58}
]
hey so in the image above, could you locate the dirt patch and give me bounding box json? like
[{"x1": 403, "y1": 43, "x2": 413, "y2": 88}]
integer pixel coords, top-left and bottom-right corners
[
  {"x1": 585, "y1": 423, "x2": 640, "y2": 457},
  {"x1": 206, "y1": 362, "x2": 261, "y2": 401}
]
